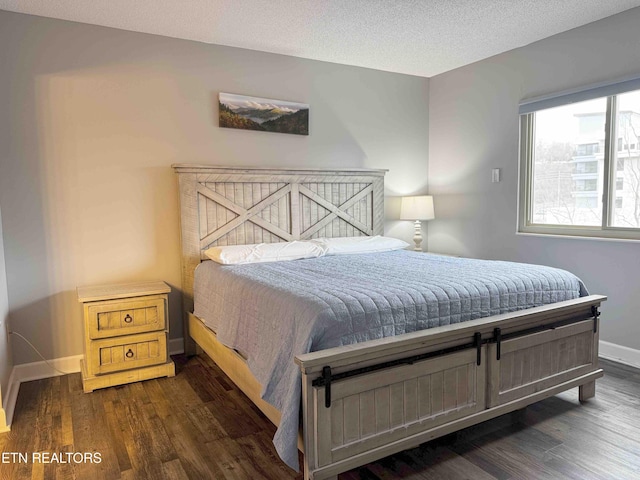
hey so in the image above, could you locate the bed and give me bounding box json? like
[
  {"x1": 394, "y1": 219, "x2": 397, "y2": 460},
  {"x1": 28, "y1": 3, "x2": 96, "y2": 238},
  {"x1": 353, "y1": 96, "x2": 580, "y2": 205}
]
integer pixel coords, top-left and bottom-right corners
[{"x1": 173, "y1": 164, "x2": 606, "y2": 480}]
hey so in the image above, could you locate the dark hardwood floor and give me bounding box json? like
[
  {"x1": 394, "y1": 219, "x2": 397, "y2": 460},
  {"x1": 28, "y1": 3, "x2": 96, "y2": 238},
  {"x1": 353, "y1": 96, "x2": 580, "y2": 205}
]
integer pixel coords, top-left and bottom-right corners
[{"x1": 1, "y1": 356, "x2": 639, "y2": 480}]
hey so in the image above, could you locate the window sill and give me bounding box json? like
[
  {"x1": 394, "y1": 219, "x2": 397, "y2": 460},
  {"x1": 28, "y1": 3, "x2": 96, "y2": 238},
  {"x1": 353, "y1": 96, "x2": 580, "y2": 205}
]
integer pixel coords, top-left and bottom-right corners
[{"x1": 516, "y1": 229, "x2": 640, "y2": 243}]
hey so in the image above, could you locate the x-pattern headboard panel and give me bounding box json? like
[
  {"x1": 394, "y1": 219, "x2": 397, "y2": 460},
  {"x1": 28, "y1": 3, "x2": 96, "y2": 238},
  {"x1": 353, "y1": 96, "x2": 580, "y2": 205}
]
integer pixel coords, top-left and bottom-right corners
[
  {"x1": 173, "y1": 165, "x2": 386, "y2": 352},
  {"x1": 196, "y1": 179, "x2": 377, "y2": 250}
]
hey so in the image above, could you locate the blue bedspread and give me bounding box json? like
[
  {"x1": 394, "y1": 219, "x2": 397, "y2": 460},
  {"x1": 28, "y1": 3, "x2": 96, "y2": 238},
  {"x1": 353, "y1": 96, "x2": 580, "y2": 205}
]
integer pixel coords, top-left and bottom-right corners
[{"x1": 194, "y1": 250, "x2": 587, "y2": 470}]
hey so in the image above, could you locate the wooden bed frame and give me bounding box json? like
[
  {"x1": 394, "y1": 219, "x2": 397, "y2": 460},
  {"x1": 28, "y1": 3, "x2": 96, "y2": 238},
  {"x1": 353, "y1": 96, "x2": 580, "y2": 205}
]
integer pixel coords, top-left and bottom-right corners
[{"x1": 173, "y1": 164, "x2": 606, "y2": 480}]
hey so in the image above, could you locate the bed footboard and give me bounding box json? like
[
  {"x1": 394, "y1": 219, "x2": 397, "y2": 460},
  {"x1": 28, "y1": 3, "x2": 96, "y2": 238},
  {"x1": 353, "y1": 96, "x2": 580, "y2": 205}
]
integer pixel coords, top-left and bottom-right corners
[{"x1": 295, "y1": 295, "x2": 605, "y2": 480}]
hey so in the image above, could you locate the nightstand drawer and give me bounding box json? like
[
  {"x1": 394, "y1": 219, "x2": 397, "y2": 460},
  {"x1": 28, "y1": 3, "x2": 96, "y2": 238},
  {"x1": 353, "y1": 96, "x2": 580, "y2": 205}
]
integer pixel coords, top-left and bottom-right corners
[
  {"x1": 86, "y1": 296, "x2": 166, "y2": 339},
  {"x1": 89, "y1": 331, "x2": 167, "y2": 375}
]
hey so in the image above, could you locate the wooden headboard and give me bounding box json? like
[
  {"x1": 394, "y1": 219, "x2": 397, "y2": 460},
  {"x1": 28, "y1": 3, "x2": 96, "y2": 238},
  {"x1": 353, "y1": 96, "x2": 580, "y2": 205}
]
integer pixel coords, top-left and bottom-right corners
[{"x1": 172, "y1": 164, "x2": 387, "y2": 351}]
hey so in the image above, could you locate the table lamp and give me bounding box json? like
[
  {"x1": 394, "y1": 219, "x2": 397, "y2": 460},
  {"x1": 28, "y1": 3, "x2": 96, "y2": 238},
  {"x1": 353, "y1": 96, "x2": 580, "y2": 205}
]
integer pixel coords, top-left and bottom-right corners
[{"x1": 400, "y1": 195, "x2": 435, "y2": 251}]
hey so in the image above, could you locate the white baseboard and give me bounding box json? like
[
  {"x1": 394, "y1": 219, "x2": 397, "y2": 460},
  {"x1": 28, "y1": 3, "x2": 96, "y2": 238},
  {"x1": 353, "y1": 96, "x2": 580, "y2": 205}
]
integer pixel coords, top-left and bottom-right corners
[
  {"x1": 3, "y1": 366, "x2": 19, "y2": 430},
  {"x1": 13, "y1": 354, "x2": 83, "y2": 383},
  {"x1": 599, "y1": 340, "x2": 640, "y2": 369},
  {"x1": 169, "y1": 337, "x2": 185, "y2": 355}
]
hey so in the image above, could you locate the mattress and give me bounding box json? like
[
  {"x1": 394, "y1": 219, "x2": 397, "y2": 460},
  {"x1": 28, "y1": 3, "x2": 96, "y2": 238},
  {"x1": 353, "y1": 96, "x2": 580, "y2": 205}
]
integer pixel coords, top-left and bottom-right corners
[{"x1": 193, "y1": 250, "x2": 587, "y2": 470}]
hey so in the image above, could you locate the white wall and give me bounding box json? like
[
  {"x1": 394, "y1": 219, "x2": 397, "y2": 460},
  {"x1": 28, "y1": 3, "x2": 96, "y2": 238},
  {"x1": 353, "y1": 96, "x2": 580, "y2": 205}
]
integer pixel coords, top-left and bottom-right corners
[
  {"x1": 0, "y1": 205, "x2": 12, "y2": 430},
  {"x1": 428, "y1": 7, "x2": 640, "y2": 351},
  {"x1": 0, "y1": 11, "x2": 428, "y2": 364}
]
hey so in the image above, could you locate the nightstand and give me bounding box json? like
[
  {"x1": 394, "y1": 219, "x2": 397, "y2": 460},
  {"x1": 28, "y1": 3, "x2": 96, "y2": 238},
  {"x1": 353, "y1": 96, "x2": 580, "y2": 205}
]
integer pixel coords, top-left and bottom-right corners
[{"x1": 77, "y1": 281, "x2": 175, "y2": 393}]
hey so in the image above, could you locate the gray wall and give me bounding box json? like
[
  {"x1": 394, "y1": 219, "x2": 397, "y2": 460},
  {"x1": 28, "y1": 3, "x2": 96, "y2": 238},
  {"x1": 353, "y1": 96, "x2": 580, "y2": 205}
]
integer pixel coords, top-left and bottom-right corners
[
  {"x1": 0, "y1": 11, "x2": 429, "y2": 364},
  {"x1": 0, "y1": 205, "x2": 12, "y2": 412},
  {"x1": 429, "y1": 8, "x2": 640, "y2": 350}
]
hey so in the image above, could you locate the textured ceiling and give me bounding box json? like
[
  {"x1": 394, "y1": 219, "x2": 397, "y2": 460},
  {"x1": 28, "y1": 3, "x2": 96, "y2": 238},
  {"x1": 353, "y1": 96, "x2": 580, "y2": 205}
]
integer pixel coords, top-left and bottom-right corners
[{"x1": 2, "y1": 0, "x2": 640, "y2": 77}]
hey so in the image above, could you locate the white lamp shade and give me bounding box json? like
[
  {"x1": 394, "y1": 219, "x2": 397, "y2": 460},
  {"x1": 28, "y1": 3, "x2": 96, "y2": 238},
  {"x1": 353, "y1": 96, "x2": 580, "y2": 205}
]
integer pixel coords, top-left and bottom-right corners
[{"x1": 400, "y1": 195, "x2": 435, "y2": 221}]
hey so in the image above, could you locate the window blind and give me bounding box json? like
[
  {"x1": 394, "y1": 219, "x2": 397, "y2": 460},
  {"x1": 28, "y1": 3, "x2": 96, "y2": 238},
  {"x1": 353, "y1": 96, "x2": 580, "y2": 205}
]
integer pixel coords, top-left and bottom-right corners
[{"x1": 519, "y1": 75, "x2": 640, "y2": 115}]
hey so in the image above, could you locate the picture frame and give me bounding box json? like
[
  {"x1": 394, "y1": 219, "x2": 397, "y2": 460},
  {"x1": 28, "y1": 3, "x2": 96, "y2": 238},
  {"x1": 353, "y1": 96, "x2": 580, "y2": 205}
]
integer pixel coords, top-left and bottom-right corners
[{"x1": 219, "y1": 92, "x2": 309, "y2": 135}]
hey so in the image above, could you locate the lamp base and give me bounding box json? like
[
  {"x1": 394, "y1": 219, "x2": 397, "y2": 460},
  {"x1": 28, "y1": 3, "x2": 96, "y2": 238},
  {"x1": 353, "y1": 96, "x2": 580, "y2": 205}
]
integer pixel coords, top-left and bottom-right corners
[{"x1": 412, "y1": 220, "x2": 423, "y2": 252}]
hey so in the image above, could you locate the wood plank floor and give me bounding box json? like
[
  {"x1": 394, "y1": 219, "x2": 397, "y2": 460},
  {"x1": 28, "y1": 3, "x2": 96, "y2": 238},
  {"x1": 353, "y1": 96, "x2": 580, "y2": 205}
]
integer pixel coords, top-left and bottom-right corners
[{"x1": 1, "y1": 356, "x2": 639, "y2": 480}]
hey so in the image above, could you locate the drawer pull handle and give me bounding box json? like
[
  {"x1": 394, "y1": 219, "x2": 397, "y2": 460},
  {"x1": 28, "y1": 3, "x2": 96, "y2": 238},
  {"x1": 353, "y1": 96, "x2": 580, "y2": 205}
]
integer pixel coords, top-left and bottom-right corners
[
  {"x1": 125, "y1": 349, "x2": 135, "y2": 359},
  {"x1": 124, "y1": 314, "x2": 133, "y2": 324}
]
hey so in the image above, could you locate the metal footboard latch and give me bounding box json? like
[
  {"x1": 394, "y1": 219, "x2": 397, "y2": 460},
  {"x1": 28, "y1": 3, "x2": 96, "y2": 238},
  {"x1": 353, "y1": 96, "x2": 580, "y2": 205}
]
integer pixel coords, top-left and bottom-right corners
[
  {"x1": 591, "y1": 305, "x2": 600, "y2": 333},
  {"x1": 322, "y1": 366, "x2": 332, "y2": 408},
  {"x1": 494, "y1": 327, "x2": 502, "y2": 361},
  {"x1": 311, "y1": 366, "x2": 334, "y2": 408},
  {"x1": 474, "y1": 332, "x2": 482, "y2": 366}
]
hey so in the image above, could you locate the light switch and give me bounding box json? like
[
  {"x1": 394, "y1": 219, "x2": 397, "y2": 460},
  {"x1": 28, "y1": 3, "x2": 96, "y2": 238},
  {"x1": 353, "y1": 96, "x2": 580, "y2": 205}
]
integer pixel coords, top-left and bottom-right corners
[{"x1": 492, "y1": 168, "x2": 501, "y2": 183}]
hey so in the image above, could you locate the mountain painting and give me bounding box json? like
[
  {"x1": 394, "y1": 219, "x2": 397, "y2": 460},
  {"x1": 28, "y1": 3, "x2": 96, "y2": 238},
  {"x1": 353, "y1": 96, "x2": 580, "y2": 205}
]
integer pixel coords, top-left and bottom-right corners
[{"x1": 219, "y1": 93, "x2": 309, "y2": 135}]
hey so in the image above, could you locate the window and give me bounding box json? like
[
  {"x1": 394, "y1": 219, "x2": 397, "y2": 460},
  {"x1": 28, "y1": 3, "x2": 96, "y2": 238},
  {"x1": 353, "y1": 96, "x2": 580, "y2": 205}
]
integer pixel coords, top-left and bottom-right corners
[
  {"x1": 519, "y1": 82, "x2": 640, "y2": 239},
  {"x1": 573, "y1": 161, "x2": 598, "y2": 174},
  {"x1": 573, "y1": 179, "x2": 598, "y2": 192},
  {"x1": 576, "y1": 143, "x2": 599, "y2": 156}
]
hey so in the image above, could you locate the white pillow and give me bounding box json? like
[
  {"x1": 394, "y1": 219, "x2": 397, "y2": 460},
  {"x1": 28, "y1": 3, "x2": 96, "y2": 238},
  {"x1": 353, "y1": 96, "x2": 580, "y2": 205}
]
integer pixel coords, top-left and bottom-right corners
[
  {"x1": 312, "y1": 236, "x2": 409, "y2": 255},
  {"x1": 204, "y1": 241, "x2": 327, "y2": 265}
]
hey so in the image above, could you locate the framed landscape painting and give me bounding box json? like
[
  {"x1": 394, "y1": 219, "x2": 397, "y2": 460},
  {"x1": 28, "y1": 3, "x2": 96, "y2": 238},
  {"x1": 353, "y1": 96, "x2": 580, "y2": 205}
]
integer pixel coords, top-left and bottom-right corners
[{"x1": 219, "y1": 93, "x2": 309, "y2": 135}]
